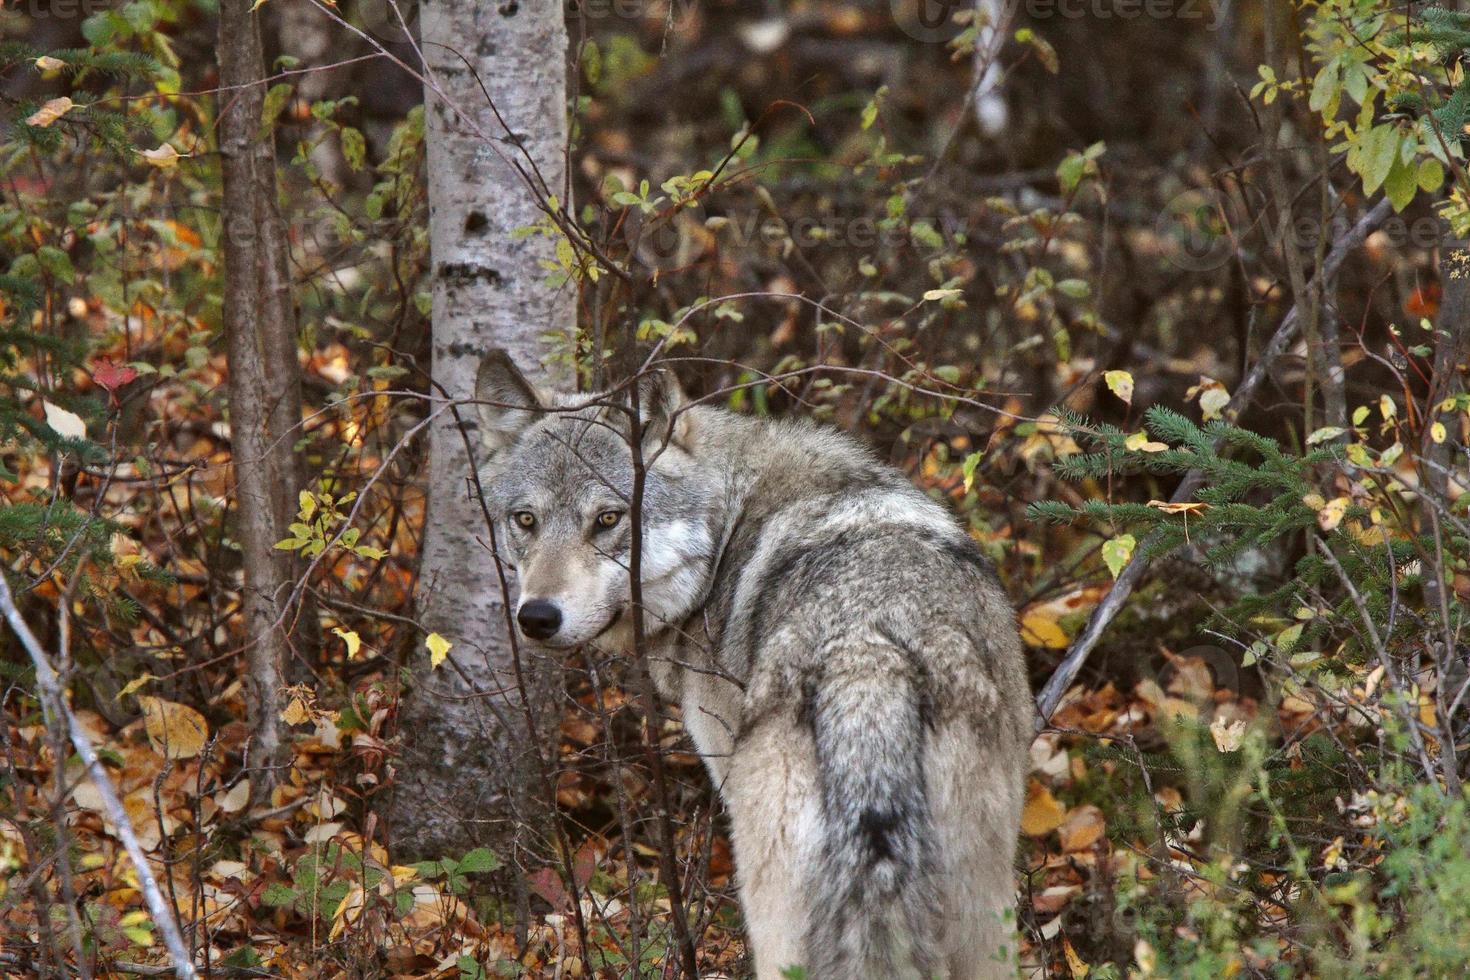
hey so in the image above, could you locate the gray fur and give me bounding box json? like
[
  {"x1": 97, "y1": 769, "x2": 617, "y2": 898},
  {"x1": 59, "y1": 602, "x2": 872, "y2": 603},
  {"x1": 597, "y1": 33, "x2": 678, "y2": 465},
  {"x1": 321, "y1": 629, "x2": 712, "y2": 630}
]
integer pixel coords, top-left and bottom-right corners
[{"x1": 476, "y1": 354, "x2": 1031, "y2": 979}]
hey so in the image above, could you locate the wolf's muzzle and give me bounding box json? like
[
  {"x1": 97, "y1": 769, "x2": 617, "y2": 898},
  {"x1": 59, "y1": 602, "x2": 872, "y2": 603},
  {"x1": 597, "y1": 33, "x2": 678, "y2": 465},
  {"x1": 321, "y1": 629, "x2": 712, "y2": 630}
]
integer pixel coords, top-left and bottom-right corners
[{"x1": 517, "y1": 600, "x2": 562, "y2": 640}]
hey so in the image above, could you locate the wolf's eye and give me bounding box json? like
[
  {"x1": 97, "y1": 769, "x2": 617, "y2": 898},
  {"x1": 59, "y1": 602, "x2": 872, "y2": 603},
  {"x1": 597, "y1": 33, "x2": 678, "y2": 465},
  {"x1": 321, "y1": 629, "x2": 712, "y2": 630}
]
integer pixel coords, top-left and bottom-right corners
[
  {"x1": 511, "y1": 511, "x2": 536, "y2": 530},
  {"x1": 595, "y1": 510, "x2": 623, "y2": 530}
]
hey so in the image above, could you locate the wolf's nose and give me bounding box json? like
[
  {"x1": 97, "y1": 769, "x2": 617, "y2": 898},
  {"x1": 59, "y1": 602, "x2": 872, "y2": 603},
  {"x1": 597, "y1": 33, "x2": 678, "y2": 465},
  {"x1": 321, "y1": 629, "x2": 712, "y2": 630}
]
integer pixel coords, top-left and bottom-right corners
[{"x1": 517, "y1": 600, "x2": 562, "y2": 640}]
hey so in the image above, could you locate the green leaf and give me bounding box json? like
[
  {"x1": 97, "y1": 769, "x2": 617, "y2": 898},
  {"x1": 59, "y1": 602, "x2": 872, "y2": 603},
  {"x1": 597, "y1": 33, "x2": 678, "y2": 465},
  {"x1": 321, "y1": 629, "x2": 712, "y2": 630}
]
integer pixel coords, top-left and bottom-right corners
[
  {"x1": 961, "y1": 451, "x2": 983, "y2": 493},
  {"x1": 36, "y1": 245, "x2": 75, "y2": 280},
  {"x1": 1358, "y1": 125, "x2": 1401, "y2": 196},
  {"x1": 260, "y1": 882, "x2": 298, "y2": 907},
  {"x1": 1308, "y1": 62, "x2": 1340, "y2": 114},
  {"x1": 910, "y1": 221, "x2": 944, "y2": 250},
  {"x1": 458, "y1": 847, "x2": 501, "y2": 874},
  {"x1": 1306, "y1": 426, "x2": 1346, "y2": 445},
  {"x1": 1417, "y1": 157, "x2": 1446, "y2": 193},
  {"x1": 1275, "y1": 623, "x2": 1304, "y2": 654},
  {"x1": 1057, "y1": 154, "x2": 1085, "y2": 194},
  {"x1": 339, "y1": 127, "x2": 366, "y2": 171},
  {"x1": 1102, "y1": 533, "x2": 1136, "y2": 579},
  {"x1": 1384, "y1": 154, "x2": 1419, "y2": 212},
  {"x1": 1056, "y1": 278, "x2": 1090, "y2": 299},
  {"x1": 260, "y1": 83, "x2": 293, "y2": 134}
]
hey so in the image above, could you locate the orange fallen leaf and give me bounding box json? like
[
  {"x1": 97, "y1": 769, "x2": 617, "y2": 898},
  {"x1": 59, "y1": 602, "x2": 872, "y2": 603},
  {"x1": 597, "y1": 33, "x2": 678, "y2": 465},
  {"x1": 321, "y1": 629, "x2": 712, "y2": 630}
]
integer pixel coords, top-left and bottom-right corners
[
  {"x1": 1021, "y1": 610, "x2": 1069, "y2": 649},
  {"x1": 1058, "y1": 804, "x2": 1106, "y2": 852},
  {"x1": 1021, "y1": 779, "x2": 1067, "y2": 837},
  {"x1": 137, "y1": 696, "x2": 208, "y2": 759}
]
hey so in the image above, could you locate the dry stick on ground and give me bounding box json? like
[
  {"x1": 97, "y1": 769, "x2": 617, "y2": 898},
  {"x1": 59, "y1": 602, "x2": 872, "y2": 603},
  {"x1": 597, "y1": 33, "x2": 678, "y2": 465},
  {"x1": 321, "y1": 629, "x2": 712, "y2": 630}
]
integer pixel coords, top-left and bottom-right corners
[
  {"x1": 1034, "y1": 196, "x2": 1394, "y2": 727},
  {"x1": 0, "y1": 572, "x2": 198, "y2": 980}
]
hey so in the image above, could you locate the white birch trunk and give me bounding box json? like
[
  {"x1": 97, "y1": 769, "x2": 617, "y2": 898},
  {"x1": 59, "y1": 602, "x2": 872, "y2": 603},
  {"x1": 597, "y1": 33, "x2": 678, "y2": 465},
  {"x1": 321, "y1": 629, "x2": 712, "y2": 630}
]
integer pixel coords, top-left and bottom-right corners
[
  {"x1": 390, "y1": 0, "x2": 573, "y2": 856},
  {"x1": 974, "y1": 0, "x2": 1011, "y2": 135}
]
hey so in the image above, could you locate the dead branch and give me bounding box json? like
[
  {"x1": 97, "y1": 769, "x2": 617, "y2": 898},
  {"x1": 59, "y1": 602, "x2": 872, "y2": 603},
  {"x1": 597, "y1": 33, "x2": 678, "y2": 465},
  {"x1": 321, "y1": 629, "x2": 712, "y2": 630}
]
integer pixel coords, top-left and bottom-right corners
[{"x1": 0, "y1": 571, "x2": 198, "y2": 979}]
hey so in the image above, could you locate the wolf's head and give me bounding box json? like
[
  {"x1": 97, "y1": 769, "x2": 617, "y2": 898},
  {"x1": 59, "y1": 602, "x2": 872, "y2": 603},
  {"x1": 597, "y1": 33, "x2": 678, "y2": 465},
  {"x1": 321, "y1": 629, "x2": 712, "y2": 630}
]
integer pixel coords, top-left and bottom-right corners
[{"x1": 474, "y1": 352, "x2": 722, "y2": 651}]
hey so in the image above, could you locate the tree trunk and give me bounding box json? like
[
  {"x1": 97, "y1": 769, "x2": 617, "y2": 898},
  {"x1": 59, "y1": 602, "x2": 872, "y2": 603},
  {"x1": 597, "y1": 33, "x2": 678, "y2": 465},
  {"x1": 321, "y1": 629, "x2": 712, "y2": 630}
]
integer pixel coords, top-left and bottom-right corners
[
  {"x1": 218, "y1": 0, "x2": 309, "y2": 801},
  {"x1": 389, "y1": 0, "x2": 573, "y2": 857},
  {"x1": 973, "y1": 0, "x2": 1010, "y2": 135}
]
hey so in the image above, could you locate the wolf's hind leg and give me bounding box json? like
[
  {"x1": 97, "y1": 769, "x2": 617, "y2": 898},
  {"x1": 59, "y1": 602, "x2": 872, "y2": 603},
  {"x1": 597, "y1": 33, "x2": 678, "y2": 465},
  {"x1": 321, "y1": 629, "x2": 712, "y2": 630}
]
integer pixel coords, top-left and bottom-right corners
[
  {"x1": 929, "y1": 721, "x2": 1024, "y2": 980},
  {"x1": 723, "y1": 717, "x2": 823, "y2": 980}
]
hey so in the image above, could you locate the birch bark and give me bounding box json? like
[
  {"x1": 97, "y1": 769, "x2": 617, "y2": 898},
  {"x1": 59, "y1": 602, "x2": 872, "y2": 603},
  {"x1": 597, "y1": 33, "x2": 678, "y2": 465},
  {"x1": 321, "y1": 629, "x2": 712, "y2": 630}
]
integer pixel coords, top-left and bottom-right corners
[{"x1": 390, "y1": 0, "x2": 574, "y2": 855}]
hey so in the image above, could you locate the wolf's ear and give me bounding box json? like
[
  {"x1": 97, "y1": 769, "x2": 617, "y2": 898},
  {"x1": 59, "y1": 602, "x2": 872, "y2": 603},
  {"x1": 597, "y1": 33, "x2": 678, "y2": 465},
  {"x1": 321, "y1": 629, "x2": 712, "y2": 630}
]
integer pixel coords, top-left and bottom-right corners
[
  {"x1": 635, "y1": 368, "x2": 695, "y2": 453},
  {"x1": 475, "y1": 351, "x2": 545, "y2": 451}
]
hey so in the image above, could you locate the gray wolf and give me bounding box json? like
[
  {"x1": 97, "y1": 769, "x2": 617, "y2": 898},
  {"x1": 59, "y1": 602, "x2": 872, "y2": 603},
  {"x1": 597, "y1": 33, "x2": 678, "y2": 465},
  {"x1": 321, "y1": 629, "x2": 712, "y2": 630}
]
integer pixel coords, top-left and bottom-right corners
[{"x1": 474, "y1": 351, "x2": 1031, "y2": 979}]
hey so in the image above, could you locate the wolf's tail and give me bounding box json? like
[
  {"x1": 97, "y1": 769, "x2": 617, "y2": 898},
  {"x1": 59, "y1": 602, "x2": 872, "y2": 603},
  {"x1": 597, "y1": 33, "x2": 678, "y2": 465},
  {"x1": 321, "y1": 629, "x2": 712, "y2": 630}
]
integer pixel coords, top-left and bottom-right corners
[{"x1": 804, "y1": 665, "x2": 941, "y2": 979}]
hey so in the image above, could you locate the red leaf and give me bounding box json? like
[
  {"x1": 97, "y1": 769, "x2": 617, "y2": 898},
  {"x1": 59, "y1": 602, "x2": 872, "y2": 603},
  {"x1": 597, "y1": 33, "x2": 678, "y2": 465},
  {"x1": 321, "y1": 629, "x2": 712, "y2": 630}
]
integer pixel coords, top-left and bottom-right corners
[
  {"x1": 528, "y1": 867, "x2": 568, "y2": 909},
  {"x1": 1406, "y1": 283, "x2": 1441, "y2": 318},
  {"x1": 93, "y1": 359, "x2": 138, "y2": 393}
]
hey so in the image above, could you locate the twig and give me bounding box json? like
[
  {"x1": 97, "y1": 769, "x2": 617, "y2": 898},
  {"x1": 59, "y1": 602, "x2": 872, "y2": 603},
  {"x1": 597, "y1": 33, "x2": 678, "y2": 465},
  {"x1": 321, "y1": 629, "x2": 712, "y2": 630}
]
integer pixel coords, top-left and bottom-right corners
[
  {"x1": 0, "y1": 571, "x2": 197, "y2": 979},
  {"x1": 1034, "y1": 196, "x2": 1394, "y2": 727}
]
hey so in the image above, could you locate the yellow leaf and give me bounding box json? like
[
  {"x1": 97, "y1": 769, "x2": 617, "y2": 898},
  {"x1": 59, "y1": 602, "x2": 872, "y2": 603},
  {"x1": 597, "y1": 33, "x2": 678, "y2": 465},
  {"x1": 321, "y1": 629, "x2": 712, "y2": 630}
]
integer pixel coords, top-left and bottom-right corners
[
  {"x1": 1125, "y1": 431, "x2": 1167, "y2": 452},
  {"x1": 1199, "y1": 385, "x2": 1230, "y2": 421},
  {"x1": 116, "y1": 673, "x2": 154, "y2": 700},
  {"x1": 1135, "y1": 939, "x2": 1157, "y2": 976},
  {"x1": 1431, "y1": 421, "x2": 1447, "y2": 444},
  {"x1": 1103, "y1": 369, "x2": 1134, "y2": 405},
  {"x1": 1064, "y1": 937, "x2": 1091, "y2": 979},
  {"x1": 34, "y1": 56, "x2": 67, "y2": 71},
  {"x1": 299, "y1": 490, "x2": 317, "y2": 520},
  {"x1": 1020, "y1": 611, "x2": 1069, "y2": 649},
  {"x1": 426, "y1": 632, "x2": 452, "y2": 669},
  {"x1": 1379, "y1": 394, "x2": 1397, "y2": 421},
  {"x1": 1021, "y1": 779, "x2": 1067, "y2": 836},
  {"x1": 1148, "y1": 500, "x2": 1207, "y2": 515},
  {"x1": 332, "y1": 627, "x2": 361, "y2": 659},
  {"x1": 139, "y1": 144, "x2": 183, "y2": 168},
  {"x1": 26, "y1": 96, "x2": 74, "y2": 128},
  {"x1": 329, "y1": 884, "x2": 365, "y2": 940},
  {"x1": 1186, "y1": 375, "x2": 1230, "y2": 420},
  {"x1": 137, "y1": 696, "x2": 208, "y2": 759},
  {"x1": 1317, "y1": 496, "x2": 1349, "y2": 532},
  {"x1": 281, "y1": 698, "x2": 310, "y2": 726}
]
